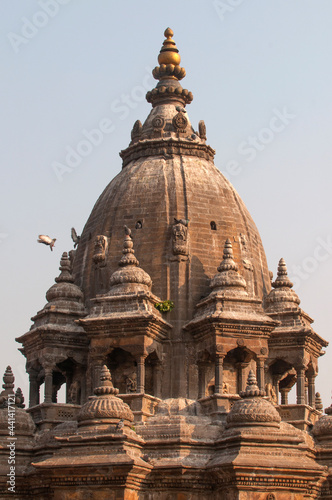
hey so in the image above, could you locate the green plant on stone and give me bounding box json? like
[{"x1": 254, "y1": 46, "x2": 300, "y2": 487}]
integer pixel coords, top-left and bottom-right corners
[{"x1": 154, "y1": 300, "x2": 174, "y2": 313}]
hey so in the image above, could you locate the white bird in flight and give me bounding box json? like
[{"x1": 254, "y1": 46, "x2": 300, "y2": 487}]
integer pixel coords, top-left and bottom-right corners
[{"x1": 37, "y1": 235, "x2": 56, "y2": 251}]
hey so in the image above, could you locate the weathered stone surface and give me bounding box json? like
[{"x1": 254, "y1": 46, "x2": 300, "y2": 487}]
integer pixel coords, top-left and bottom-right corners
[{"x1": 3, "y1": 27, "x2": 331, "y2": 499}]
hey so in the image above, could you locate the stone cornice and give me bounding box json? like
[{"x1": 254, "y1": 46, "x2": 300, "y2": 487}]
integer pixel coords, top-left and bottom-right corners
[{"x1": 120, "y1": 137, "x2": 215, "y2": 167}]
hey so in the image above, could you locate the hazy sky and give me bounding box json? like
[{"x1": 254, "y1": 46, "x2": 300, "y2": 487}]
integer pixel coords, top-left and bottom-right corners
[{"x1": 1, "y1": 1, "x2": 332, "y2": 407}]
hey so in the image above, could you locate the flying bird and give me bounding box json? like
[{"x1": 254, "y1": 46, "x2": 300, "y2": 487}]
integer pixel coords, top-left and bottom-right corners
[
  {"x1": 37, "y1": 235, "x2": 56, "y2": 251},
  {"x1": 71, "y1": 227, "x2": 80, "y2": 248}
]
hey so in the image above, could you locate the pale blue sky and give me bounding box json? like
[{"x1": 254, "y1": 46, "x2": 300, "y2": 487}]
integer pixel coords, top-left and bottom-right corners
[{"x1": 1, "y1": 0, "x2": 332, "y2": 406}]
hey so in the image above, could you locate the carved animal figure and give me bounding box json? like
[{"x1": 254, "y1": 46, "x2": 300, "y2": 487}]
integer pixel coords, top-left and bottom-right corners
[{"x1": 37, "y1": 235, "x2": 56, "y2": 251}]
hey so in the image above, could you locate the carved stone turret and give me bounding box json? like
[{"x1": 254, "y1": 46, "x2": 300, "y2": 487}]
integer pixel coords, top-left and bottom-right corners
[
  {"x1": 265, "y1": 258, "x2": 328, "y2": 419},
  {"x1": 16, "y1": 252, "x2": 88, "y2": 415},
  {"x1": 120, "y1": 28, "x2": 214, "y2": 167},
  {"x1": 0, "y1": 367, "x2": 35, "y2": 478},
  {"x1": 79, "y1": 227, "x2": 172, "y2": 406},
  {"x1": 77, "y1": 365, "x2": 134, "y2": 430},
  {"x1": 185, "y1": 240, "x2": 276, "y2": 412},
  {"x1": 109, "y1": 227, "x2": 152, "y2": 294},
  {"x1": 226, "y1": 370, "x2": 280, "y2": 428},
  {"x1": 147, "y1": 28, "x2": 192, "y2": 107},
  {"x1": 210, "y1": 238, "x2": 247, "y2": 294}
]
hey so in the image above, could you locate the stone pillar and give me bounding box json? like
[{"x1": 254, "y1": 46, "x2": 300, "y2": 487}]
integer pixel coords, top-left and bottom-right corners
[
  {"x1": 154, "y1": 363, "x2": 162, "y2": 399},
  {"x1": 198, "y1": 363, "x2": 207, "y2": 399},
  {"x1": 256, "y1": 358, "x2": 265, "y2": 392},
  {"x1": 44, "y1": 366, "x2": 53, "y2": 404},
  {"x1": 272, "y1": 375, "x2": 280, "y2": 405},
  {"x1": 80, "y1": 373, "x2": 86, "y2": 404},
  {"x1": 137, "y1": 355, "x2": 146, "y2": 394},
  {"x1": 93, "y1": 362, "x2": 103, "y2": 390},
  {"x1": 237, "y1": 363, "x2": 247, "y2": 394},
  {"x1": 88, "y1": 357, "x2": 104, "y2": 395},
  {"x1": 296, "y1": 366, "x2": 306, "y2": 405},
  {"x1": 280, "y1": 388, "x2": 289, "y2": 405},
  {"x1": 28, "y1": 370, "x2": 39, "y2": 407},
  {"x1": 308, "y1": 374, "x2": 316, "y2": 408},
  {"x1": 215, "y1": 355, "x2": 225, "y2": 395}
]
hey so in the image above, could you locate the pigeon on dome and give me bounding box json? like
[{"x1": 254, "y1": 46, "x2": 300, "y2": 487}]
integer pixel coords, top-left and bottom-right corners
[{"x1": 37, "y1": 234, "x2": 56, "y2": 251}]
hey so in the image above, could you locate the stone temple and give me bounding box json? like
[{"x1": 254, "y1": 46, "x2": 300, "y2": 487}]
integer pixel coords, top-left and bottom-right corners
[{"x1": 1, "y1": 28, "x2": 332, "y2": 499}]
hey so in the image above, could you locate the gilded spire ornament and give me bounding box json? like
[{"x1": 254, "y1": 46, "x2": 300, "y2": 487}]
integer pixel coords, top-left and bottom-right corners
[
  {"x1": 158, "y1": 28, "x2": 181, "y2": 66},
  {"x1": 146, "y1": 28, "x2": 193, "y2": 106}
]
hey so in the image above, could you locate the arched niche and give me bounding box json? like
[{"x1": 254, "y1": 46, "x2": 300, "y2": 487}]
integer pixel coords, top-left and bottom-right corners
[
  {"x1": 145, "y1": 350, "x2": 161, "y2": 398},
  {"x1": 107, "y1": 348, "x2": 136, "y2": 394}
]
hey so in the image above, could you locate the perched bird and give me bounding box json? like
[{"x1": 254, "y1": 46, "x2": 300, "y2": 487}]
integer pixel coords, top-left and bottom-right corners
[
  {"x1": 71, "y1": 227, "x2": 81, "y2": 248},
  {"x1": 115, "y1": 418, "x2": 124, "y2": 431},
  {"x1": 174, "y1": 218, "x2": 189, "y2": 227},
  {"x1": 124, "y1": 225, "x2": 132, "y2": 237},
  {"x1": 37, "y1": 235, "x2": 56, "y2": 251}
]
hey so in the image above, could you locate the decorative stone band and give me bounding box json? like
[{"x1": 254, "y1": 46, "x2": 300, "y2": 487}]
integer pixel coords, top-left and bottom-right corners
[
  {"x1": 120, "y1": 138, "x2": 215, "y2": 168},
  {"x1": 146, "y1": 85, "x2": 193, "y2": 106},
  {"x1": 152, "y1": 64, "x2": 186, "y2": 81}
]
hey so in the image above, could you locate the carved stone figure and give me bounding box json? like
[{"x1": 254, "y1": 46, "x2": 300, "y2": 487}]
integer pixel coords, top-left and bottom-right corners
[
  {"x1": 172, "y1": 111, "x2": 188, "y2": 133},
  {"x1": 198, "y1": 120, "x2": 206, "y2": 140},
  {"x1": 152, "y1": 115, "x2": 165, "y2": 137},
  {"x1": 126, "y1": 373, "x2": 137, "y2": 393},
  {"x1": 68, "y1": 380, "x2": 80, "y2": 404},
  {"x1": 222, "y1": 382, "x2": 229, "y2": 394},
  {"x1": 93, "y1": 235, "x2": 108, "y2": 267},
  {"x1": 265, "y1": 383, "x2": 277, "y2": 404},
  {"x1": 172, "y1": 218, "x2": 188, "y2": 256},
  {"x1": 131, "y1": 120, "x2": 142, "y2": 141},
  {"x1": 240, "y1": 233, "x2": 247, "y2": 250}
]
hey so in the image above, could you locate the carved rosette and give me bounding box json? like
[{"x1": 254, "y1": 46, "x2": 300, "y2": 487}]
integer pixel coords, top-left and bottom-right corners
[
  {"x1": 152, "y1": 115, "x2": 165, "y2": 130},
  {"x1": 172, "y1": 112, "x2": 188, "y2": 133}
]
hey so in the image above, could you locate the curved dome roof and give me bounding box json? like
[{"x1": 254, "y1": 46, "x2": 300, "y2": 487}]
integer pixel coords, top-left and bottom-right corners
[{"x1": 73, "y1": 29, "x2": 271, "y2": 325}]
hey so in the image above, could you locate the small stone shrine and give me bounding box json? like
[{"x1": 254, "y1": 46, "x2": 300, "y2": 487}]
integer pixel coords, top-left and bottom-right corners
[{"x1": 1, "y1": 28, "x2": 331, "y2": 499}]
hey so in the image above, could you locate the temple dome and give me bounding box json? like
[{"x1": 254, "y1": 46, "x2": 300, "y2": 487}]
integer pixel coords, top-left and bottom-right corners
[
  {"x1": 226, "y1": 371, "x2": 281, "y2": 428},
  {"x1": 77, "y1": 366, "x2": 134, "y2": 427},
  {"x1": 72, "y1": 29, "x2": 271, "y2": 322},
  {"x1": 312, "y1": 404, "x2": 332, "y2": 438}
]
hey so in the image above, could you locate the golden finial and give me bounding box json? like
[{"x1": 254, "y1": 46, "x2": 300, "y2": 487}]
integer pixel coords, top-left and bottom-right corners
[{"x1": 158, "y1": 28, "x2": 181, "y2": 66}]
